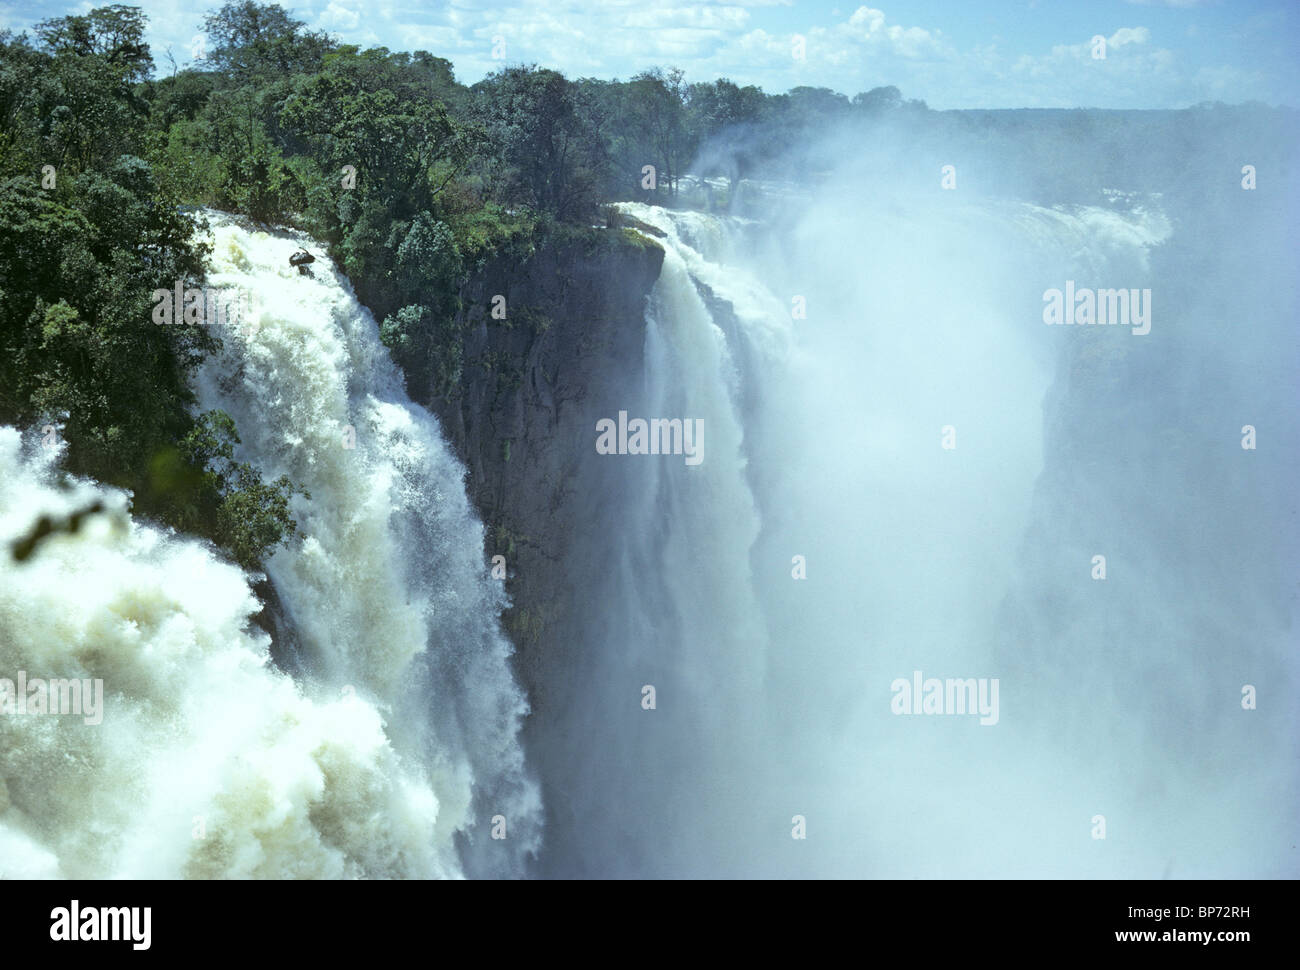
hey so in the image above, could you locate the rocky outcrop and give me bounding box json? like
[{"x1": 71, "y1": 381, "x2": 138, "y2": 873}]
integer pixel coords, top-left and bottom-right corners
[{"x1": 421, "y1": 227, "x2": 664, "y2": 689}]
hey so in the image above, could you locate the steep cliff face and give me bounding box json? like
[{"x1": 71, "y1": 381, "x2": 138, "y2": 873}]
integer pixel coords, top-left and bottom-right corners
[{"x1": 420, "y1": 227, "x2": 664, "y2": 694}]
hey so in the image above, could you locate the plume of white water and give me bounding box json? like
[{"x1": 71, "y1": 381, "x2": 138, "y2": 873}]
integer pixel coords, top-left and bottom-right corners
[{"x1": 537, "y1": 189, "x2": 1296, "y2": 878}]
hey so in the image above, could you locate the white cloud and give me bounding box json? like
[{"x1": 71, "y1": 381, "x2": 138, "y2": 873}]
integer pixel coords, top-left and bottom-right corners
[
  {"x1": 318, "y1": 2, "x2": 363, "y2": 33},
  {"x1": 624, "y1": 7, "x2": 751, "y2": 31},
  {"x1": 1125, "y1": 0, "x2": 1218, "y2": 7},
  {"x1": 1109, "y1": 26, "x2": 1151, "y2": 47},
  {"x1": 5, "y1": 0, "x2": 1279, "y2": 108}
]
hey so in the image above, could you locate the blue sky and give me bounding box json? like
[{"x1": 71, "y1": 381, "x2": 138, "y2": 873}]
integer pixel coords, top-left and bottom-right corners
[{"x1": 3, "y1": 0, "x2": 1297, "y2": 108}]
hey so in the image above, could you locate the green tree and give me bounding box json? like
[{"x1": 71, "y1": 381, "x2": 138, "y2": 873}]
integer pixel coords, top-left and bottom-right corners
[
  {"x1": 200, "y1": 1, "x2": 332, "y2": 82},
  {"x1": 472, "y1": 65, "x2": 608, "y2": 222},
  {"x1": 35, "y1": 4, "x2": 154, "y2": 82},
  {"x1": 627, "y1": 67, "x2": 691, "y2": 198}
]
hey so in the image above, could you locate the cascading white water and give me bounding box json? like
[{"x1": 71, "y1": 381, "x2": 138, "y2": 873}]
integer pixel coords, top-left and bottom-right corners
[
  {"x1": 526, "y1": 204, "x2": 772, "y2": 877},
  {"x1": 193, "y1": 214, "x2": 540, "y2": 878},
  {"x1": 0, "y1": 213, "x2": 539, "y2": 879}
]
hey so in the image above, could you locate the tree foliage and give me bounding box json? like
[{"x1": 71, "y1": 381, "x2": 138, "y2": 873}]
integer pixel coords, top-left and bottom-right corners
[{"x1": 0, "y1": 16, "x2": 305, "y2": 570}]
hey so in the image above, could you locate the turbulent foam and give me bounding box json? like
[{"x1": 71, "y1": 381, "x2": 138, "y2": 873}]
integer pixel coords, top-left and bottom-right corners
[{"x1": 0, "y1": 429, "x2": 452, "y2": 878}]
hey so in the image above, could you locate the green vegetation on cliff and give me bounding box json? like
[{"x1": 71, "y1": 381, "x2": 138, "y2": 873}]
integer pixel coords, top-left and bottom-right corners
[{"x1": 0, "y1": 9, "x2": 301, "y2": 568}]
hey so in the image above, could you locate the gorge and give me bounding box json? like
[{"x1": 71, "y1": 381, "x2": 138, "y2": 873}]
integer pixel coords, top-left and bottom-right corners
[{"x1": 2, "y1": 111, "x2": 1296, "y2": 881}]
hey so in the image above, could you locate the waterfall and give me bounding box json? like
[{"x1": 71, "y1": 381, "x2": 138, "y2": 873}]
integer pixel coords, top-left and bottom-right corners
[
  {"x1": 2, "y1": 181, "x2": 1292, "y2": 879},
  {"x1": 522, "y1": 203, "x2": 771, "y2": 877},
  {"x1": 530, "y1": 184, "x2": 1296, "y2": 877},
  {"x1": 0, "y1": 213, "x2": 539, "y2": 879}
]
